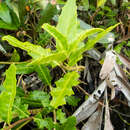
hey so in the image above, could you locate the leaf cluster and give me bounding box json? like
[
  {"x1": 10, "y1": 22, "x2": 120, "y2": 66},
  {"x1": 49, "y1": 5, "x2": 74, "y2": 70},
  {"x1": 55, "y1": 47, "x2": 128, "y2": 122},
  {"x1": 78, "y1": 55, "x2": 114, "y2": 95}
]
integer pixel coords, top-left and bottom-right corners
[{"x1": 0, "y1": 0, "x2": 127, "y2": 129}]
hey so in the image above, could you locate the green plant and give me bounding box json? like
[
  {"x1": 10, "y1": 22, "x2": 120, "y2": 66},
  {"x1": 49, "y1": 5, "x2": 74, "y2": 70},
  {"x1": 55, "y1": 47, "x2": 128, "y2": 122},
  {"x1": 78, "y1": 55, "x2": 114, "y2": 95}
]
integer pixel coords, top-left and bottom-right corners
[
  {"x1": 0, "y1": 0, "x2": 119, "y2": 129},
  {"x1": 0, "y1": 1, "x2": 21, "y2": 30},
  {"x1": 0, "y1": 64, "x2": 16, "y2": 124}
]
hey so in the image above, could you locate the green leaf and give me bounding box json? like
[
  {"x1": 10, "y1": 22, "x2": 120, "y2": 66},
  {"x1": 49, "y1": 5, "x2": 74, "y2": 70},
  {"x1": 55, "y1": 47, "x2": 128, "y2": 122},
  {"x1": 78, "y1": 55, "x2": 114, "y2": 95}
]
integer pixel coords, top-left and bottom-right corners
[
  {"x1": 69, "y1": 28, "x2": 103, "y2": 52},
  {"x1": 56, "y1": 109, "x2": 67, "y2": 124},
  {"x1": 42, "y1": 23, "x2": 68, "y2": 51},
  {"x1": 127, "y1": 41, "x2": 130, "y2": 47},
  {"x1": 97, "y1": 0, "x2": 107, "y2": 7},
  {"x1": 37, "y1": 3, "x2": 57, "y2": 31},
  {"x1": 79, "y1": 19, "x2": 93, "y2": 30},
  {"x1": 0, "y1": 64, "x2": 16, "y2": 124},
  {"x1": 16, "y1": 87, "x2": 25, "y2": 97},
  {"x1": 82, "y1": 0, "x2": 89, "y2": 10},
  {"x1": 114, "y1": 42, "x2": 126, "y2": 53},
  {"x1": 18, "y1": 0, "x2": 26, "y2": 25},
  {"x1": 65, "y1": 96, "x2": 80, "y2": 106},
  {"x1": 50, "y1": 71, "x2": 80, "y2": 108},
  {"x1": 124, "y1": 48, "x2": 130, "y2": 57},
  {"x1": 0, "y1": 3, "x2": 12, "y2": 24},
  {"x1": 68, "y1": 43, "x2": 85, "y2": 66},
  {"x1": 28, "y1": 90, "x2": 50, "y2": 107},
  {"x1": 13, "y1": 98, "x2": 29, "y2": 119},
  {"x1": 9, "y1": 7, "x2": 20, "y2": 29},
  {"x1": 85, "y1": 23, "x2": 120, "y2": 50},
  {"x1": 95, "y1": 32, "x2": 115, "y2": 44},
  {"x1": 0, "y1": 20, "x2": 18, "y2": 30},
  {"x1": 34, "y1": 113, "x2": 54, "y2": 129},
  {"x1": 20, "y1": 98, "x2": 43, "y2": 108},
  {"x1": 0, "y1": 85, "x2": 5, "y2": 92},
  {"x1": 38, "y1": 32, "x2": 51, "y2": 46},
  {"x1": 10, "y1": 49, "x2": 20, "y2": 62},
  {"x1": 56, "y1": 0, "x2": 77, "y2": 42},
  {"x1": 28, "y1": 51, "x2": 66, "y2": 66},
  {"x1": 62, "y1": 116, "x2": 76, "y2": 130},
  {"x1": 5, "y1": 1, "x2": 20, "y2": 28},
  {"x1": 56, "y1": 0, "x2": 66, "y2": 4},
  {"x1": 2, "y1": 35, "x2": 50, "y2": 58},
  {"x1": 79, "y1": 19, "x2": 115, "y2": 44},
  {"x1": 110, "y1": 0, "x2": 116, "y2": 5},
  {"x1": 55, "y1": 116, "x2": 76, "y2": 130},
  {"x1": 16, "y1": 62, "x2": 35, "y2": 74},
  {"x1": 35, "y1": 64, "x2": 51, "y2": 86}
]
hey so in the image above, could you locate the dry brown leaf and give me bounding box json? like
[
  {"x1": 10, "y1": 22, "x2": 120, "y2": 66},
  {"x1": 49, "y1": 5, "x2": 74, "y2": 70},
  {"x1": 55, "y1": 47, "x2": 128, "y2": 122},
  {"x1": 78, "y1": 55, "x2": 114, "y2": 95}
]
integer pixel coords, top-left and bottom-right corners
[
  {"x1": 83, "y1": 57, "x2": 89, "y2": 79},
  {"x1": 109, "y1": 70, "x2": 130, "y2": 102},
  {"x1": 100, "y1": 51, "x2": 116, "y2": 79},
  {"x1": 106, "y1": 78, "x2": 115, "y2": 100},
  {"x1": 73, "y1": 80, "x2": 107, "y2": 124},
  {"x1": 111, "y1": 87, "x2": 115, "y2": 100},
  {"x1": 114, "y1": 63, "x2": 129, "y2": 83},
  {"x1": 117, "y1": 53, "x2": 130, "y2": 69},
  {"x1": 87, "y1": 48, "x2": 101, "y2": 61},
  {"x1": 81, "y1": 107, "x2": 102, "y2": 130},
  {"x1": 74, "y1": 102, "x2": 98, "y2": 124},
  {"x1": 104, "y1": 89, "x2": 114, "y2": 130}
]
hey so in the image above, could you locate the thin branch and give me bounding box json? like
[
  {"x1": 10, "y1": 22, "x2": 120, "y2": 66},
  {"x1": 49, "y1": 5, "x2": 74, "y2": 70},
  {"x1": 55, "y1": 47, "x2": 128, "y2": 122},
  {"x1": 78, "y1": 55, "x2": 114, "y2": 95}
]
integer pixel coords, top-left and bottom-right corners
[
  {"x1": 0, "y1": 60, "x2": 31, "y2": 65},
  {"x1": 4, "y1": 117, "x2": 33, "y2": 130}
]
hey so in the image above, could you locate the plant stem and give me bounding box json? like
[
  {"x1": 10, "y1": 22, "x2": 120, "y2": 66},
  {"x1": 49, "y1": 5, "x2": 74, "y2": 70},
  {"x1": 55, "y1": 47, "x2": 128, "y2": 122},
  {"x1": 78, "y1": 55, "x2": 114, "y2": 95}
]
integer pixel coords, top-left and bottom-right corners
[
  {"x1": 53, "y1": 110, "x2": 57, "y2": 130},
  {"x1": 16, "y1": 119, "x2": 31, "y2": 130},
  {"x1": 49, "y1": 85, "x2": 56, "y2": 130},
  {"x1": 4, "y1": 117, "x2": 33, "y2": 130},
  {"x1": 0, "y1": 60, "x2": 31, "y2": 65}
]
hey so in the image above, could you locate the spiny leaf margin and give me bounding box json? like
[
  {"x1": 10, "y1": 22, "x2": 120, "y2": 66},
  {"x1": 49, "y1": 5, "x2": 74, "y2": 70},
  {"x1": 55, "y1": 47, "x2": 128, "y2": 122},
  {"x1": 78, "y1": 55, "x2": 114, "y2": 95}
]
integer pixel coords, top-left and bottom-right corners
[{"x1": 50, "y1": 71, "x2": 80, "y2": 108}]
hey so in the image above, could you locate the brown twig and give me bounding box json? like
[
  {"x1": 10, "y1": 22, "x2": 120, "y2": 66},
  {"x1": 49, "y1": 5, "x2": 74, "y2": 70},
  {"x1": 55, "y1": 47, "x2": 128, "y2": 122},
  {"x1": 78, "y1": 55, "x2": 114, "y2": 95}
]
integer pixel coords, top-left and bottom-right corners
[
  {"x1": 4, "y1": 117, "x2": 33, "y2": 130},
  {"x1": 53, "y1": 110, "x2": 57, "y2": 130},
  {"x1": 116, "y1": 35, "x2": 130, "y2": 43},
  {"x1": 76, "y1": 85, "x2": 89, "y2": 96},
  {"x1": 17, "y1": 74, "x2": 23, "y2": 86},
  {"x1": 90, "y1": 8, "x2": 100, "y2": 25}
]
